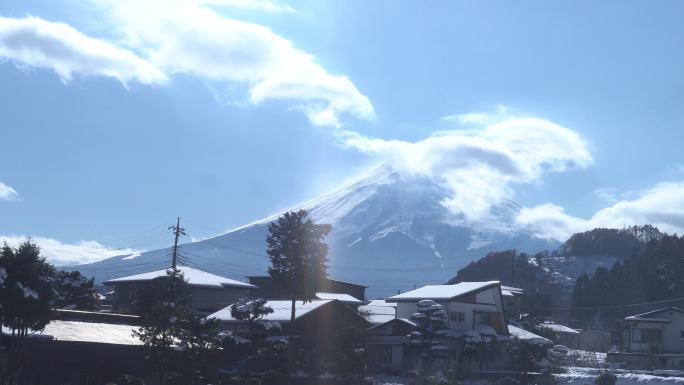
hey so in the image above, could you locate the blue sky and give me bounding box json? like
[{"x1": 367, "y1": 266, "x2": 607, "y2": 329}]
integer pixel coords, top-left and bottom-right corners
[{"x1": 1, "y1": 0, "x2": 684, "y2": 264}]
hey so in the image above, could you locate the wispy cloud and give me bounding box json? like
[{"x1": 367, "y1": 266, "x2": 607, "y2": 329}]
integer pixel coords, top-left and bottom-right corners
[
  {"x1": 0, "y1": 182, "x2": 18, "y2": 201},
  {"x1": 338, "y1": 109, "x2": 593, "y2": 225},
  {"x1": 0, "y1": 235, "x2": 140, "y2": 266},
  {"x1": 92, "y1": 0, "x2": 373, "y2": 127},
  {"x1": 0, "y1": 16, "x2": 167, "y2": 86},
  {"x1": 0, "y1": 1, "x2": 371, "y2": 127}
]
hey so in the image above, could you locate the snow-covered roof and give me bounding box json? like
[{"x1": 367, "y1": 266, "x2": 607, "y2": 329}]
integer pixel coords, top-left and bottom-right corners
[
  {"x1": 501, "y1": 286, "x2": 525, "y2": 297},
  {"x1": 103, "y1": 266, "x2": 256, "y2": 289},
  {"x1": 387, "y1": 281, "x2": 500, "y2": 302},
  {"x1": 367, "y1": 299, "x2": 396, "y2": 308},
  {"x1": 316, "y1": 292, "x2": 363, "y2": 304},
  {"x1": 208, "y1": 299, "x2": 332, "y2": 323},
  {"x1": 370, "y1": 317, "x2": 416, "y2": 330},
  {"x1": 508, "y1": 324, "x2": 553, "y2": 345},
  {"x1": 540, "y1": 322, "x2": 579, "y2": 334},
  {"x1": 359, "y1": 303, "x2": 396, "y2": 325},
  {"x1": 5, "y1": 321, "x2": 142, "y2": 345},
  {"x1": 624, "y1": 307, "x2": 684, "y2": 323}
]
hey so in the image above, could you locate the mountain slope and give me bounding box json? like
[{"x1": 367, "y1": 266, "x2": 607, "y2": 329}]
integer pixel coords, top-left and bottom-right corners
[{"x1": 73, "y1": 164, "x2": 558, "y2": 297}]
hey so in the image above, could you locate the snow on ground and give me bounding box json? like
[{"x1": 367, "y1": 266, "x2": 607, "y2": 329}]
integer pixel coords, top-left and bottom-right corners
[
  {"x1": 564, "y1": 349, "x2": 607, "y2": 367},
  {"x1": 557, "y1": 367, "x2": 684, "y2": 385},
  {"x1": 371, "y1": 367, "x2": 684, "y2": 385}
]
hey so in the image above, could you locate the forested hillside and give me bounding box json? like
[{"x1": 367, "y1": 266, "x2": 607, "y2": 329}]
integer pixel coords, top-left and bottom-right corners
[
  {"x1": 558, "y1": 225, "x2": 662, "y2": 259},
  {"x1": 571, "y1": 233, "x2": 684, "y2": 324},
  {"x1": 448, "y1": 249, "x2": 564, "y2": 318},
  {"x1": 449, "y1": 225, "x2": 675, "y2": 324}
]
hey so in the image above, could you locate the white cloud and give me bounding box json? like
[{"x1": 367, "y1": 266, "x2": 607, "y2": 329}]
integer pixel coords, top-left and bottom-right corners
[
  {"x1": 94, "y1": 0, "x2": 373, "y2": 127},
  {"x1": 0, "y1": 235, "x2": 140, "y2": 266},
  {"x1": 200, "y1": 0, "x2": 295, "y2": 13},
  {"x1": 338, "y1": 111, "x2": 593, "y2": 224},
  {"x1": 518, "y1": 181, "x2": 684, "y2": 240},
  {"x1": 0, "y1": 182, "x2": 18, "y2": 200},
  {"x1": 0, "y1": 16, "x2": 167, "y2": 85}
]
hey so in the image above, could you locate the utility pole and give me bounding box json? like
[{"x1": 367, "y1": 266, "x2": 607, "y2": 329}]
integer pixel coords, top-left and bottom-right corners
[{"x1": 169, "y1": 217, "x2": 186, "y2": 270}]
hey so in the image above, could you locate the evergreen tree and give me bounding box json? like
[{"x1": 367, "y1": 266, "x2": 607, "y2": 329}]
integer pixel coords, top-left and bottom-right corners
[
  {"x1": 133, "y1": 268, "x2": 193, "y2": 384},
  {"x1": 177, "y1": 316, "x2": 223, "y2": 384},
  {"x1": 266, "y1": 209, "x2": 331, "y2": 380},
  {"x1": 0, "y1": 241, "x2": 57, "y2": 384},
  {"x1": 229, "y1": 297, "x2": 285, "y2": 382},
  {"x1": 53, "y1": 270, "x2": 98, "y2": 310},
  {"x1": 407, "y1": 299, "x2": 448, "y2": 373}
]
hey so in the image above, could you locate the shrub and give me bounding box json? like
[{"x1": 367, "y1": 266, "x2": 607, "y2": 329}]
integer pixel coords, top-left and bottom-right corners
[{"x1": 595, "y1": 372, "x2": 617, "y2": 385}]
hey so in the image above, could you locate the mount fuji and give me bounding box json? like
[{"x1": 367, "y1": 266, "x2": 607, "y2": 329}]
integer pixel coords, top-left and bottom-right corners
[{"x1": 73, "y1": 164, "x2": 558, "y2": 298}]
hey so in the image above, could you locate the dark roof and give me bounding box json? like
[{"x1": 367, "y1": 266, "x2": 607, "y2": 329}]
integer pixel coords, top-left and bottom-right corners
[{"x1": 247, "y1": 276, "x2": 368, "y2": 288}]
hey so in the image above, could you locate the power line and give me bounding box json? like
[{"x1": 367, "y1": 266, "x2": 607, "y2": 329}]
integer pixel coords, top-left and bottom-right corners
[{"x1": 522, "y1": 296, "x2": 684, "y2": 311}]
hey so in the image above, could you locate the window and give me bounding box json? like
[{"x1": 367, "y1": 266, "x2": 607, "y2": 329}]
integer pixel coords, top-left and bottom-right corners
[
  {"x1": 473, "y1": 311, "x2": 491, "y2": 327},
  {"x1": 632, "y1": 328, "x2": 661, "y2": 343},
  {"x1": 680, "y1": 329, "x2": 684, "y2": 340},
  {"x1": 449, "y1": 311, "x2": 465, "y2": 323}
]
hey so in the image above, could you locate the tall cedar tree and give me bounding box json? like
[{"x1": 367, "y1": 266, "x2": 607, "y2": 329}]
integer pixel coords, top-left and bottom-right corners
[
  {"x1": 0, "y1": 241, "x2": 56, "y2": 384},
  {"x1": 133, "y1": 268, "x2": 193, "y2": 384},
  {"x1": 266, "y1": 209, "x2": 331, "y2": 379}
]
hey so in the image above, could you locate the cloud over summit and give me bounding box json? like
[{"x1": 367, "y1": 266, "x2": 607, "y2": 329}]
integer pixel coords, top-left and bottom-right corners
[{"x1": 339, "y1": 111, "x2": 593, "y2": 225}]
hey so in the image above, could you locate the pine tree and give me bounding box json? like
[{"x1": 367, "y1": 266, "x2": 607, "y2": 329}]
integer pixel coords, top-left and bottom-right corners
[
  {"x1": 266, "y1": 209, "x2": 331, "y2": 380},
  {"x1": 407, "y1": 299, "x2": 448, "y2": 373}
]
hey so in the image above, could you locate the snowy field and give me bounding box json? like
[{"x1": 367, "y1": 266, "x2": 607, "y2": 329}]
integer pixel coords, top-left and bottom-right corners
[
  {"x1": 556, "y1": 367, "x2": 684, "y2": 385},
  {"x1": 371, "y1": 367, "x2": 684, "y2": 385}
]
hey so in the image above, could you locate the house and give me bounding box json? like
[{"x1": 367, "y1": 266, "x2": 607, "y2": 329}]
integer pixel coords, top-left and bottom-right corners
[
  {"x1": 104, "y1": 266, "x2": 256, "y2": 314},
  {"x1": 367, "y1": 318, "x2": 416, "y2": 371},
  {"x1": 386, "y1": 281, "x2": 509, "y2": 335},
  {"x1": 207, "y1": 298, "x2": 368, "y2": 335},
  {"x1": 607, "y1": 307, "x2": 684, "y2": 370},
  {"x1": 501, "y1": 285, "x2": 525, "y2": 320},
  {"x1": 537, "y1": 321, "x2": 581, "y2": 348},
  {"x1": 208, "y1": 299, "x2": 369, "y2": 374},
  {"x1": 365, "y1": 281, "x2": 512, "y2": 371},
  {"x1": 247, "y1": 275, "x2": 366, "y2": 301}
]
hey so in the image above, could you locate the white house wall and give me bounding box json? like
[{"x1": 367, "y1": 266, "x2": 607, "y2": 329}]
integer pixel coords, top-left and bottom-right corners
[{"x1": 661, "y1": 312, "x2": 684, "y2": 353}]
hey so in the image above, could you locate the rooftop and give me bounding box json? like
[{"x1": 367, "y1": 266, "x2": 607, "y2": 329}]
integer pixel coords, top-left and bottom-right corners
[
  {"x1": 359, "y1": 303, "x2": 396, "y2": 325},
  {"x1": 207, "y1": 299, "x2": 332, "y2": 323},
  {"x1": 625, "y1": 307, "x2": 684, "y2": 323},
  {"x1": 2, "y1": 321, "x2": 142, "y2": 346},
  {"x1": 540, "y1": 322, "x2": 579, "y2": 334},
  {"x1": 501, "y1": 286, "x2": 525, "y2": 297},
  {"x1": 387, "y1": 281, "x2": 500, "y2": 302},
  {"x1": 315, "y1": 292, "x2": 363, "y2": 304},
  {"x1": 247, "y1": 275, "x2": 368, "y2": 288},
  {"x1": 507, "y1": 324, "x2": 553, "y2": 345},
  {"x1": 103, "y1": 266, "x2": 256, "y2": 289}
]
